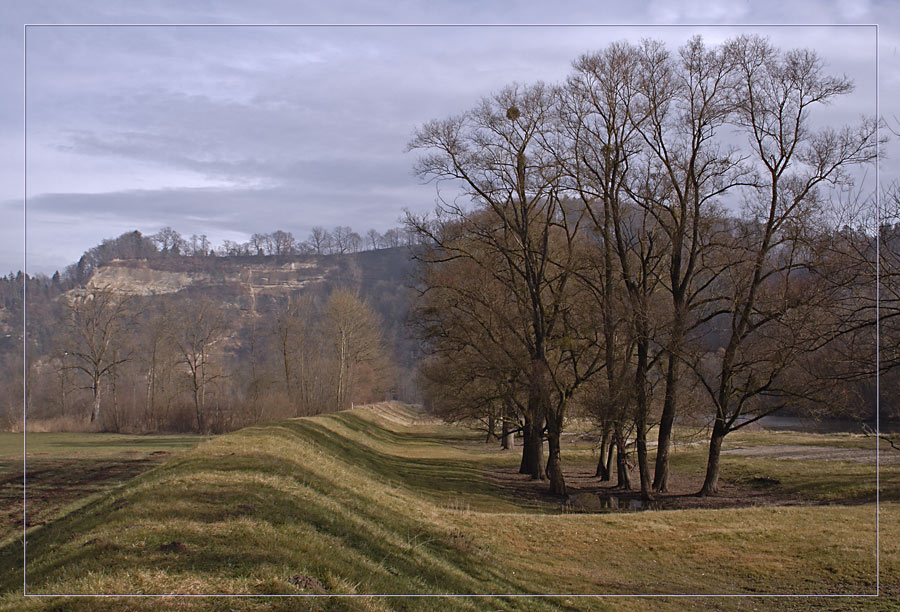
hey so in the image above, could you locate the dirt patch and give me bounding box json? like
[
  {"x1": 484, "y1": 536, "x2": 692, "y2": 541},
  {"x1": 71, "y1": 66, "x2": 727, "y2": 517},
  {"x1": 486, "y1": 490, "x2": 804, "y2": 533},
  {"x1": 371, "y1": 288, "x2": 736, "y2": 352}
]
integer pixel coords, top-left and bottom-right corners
[
  {"x1": 0, "y1": 455, "x2": 172, "y2": 541},
  {"x1": 288, "y1": 574, "x2": 326, "y2": 593},
  {"x1": 723, "y1": 444, "x2": 900, "y2": 465},
  {"x1": 159, "y1": 540, "x2": 191, "y2": 554}
]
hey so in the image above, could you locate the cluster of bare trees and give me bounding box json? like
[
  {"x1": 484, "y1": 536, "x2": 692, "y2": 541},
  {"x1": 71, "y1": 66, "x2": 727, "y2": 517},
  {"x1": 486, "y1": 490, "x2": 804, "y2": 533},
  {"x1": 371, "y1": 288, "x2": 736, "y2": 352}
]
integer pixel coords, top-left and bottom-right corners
[
  {"x1": 409, "y1": 36, "x2": 880, "y2": 498},
  {"x1": 22, "y1": 284, "x2": 392, "y2": 433},
  {"x1": 49, "y1": 223, "x2": 418, "y2": 297},
  {"x1": 150, "y1": 225, "x2": 416, "y2": 259}
]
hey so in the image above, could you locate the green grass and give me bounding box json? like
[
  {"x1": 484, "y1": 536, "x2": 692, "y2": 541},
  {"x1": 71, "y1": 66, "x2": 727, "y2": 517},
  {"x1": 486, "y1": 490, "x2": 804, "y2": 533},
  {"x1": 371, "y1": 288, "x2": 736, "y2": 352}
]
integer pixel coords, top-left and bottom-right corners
[
  {"x1": 718, "y1": 456, "x2": 889, "y2": 502},
  {"x1": 0, "y1": 432, "x2": 203, "y2": 459},
  {"x1": 553, "y1": 424, "x2": 896, "y2": 504},
  {"x1": 0, "y1": 405, "x2": 897, "y2": 612},
  {"x1": 657, "y1": 429, "x2": 896, "y2": 504}
]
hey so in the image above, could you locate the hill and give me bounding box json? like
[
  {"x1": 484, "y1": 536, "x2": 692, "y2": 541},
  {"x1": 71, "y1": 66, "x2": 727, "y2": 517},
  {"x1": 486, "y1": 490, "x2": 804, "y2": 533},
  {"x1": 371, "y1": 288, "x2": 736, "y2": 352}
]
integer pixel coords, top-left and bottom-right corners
[
  {"x1": 2, "y1": 245, "x2": 421, "y2": 432},
  {"x1": 83, "y1": 247, "x2": 415, "y2": 315}
]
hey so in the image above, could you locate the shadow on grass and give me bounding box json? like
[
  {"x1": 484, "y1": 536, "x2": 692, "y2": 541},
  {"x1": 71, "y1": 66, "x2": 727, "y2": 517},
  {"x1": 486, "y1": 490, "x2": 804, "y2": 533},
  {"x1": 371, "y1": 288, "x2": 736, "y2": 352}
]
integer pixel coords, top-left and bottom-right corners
[
  {"x1": 327, "y1": 412, "x2": 485, "y2": 446},
  {"x1": 279, "y1": 417, "x2": 511, "y2": 503}
]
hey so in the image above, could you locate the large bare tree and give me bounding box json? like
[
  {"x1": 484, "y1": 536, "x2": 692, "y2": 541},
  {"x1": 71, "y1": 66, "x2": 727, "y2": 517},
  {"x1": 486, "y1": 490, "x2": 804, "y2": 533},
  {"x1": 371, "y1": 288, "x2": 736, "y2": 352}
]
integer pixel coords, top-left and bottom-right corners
[
  {"x1": 409, "y1": 82, "x2": 603, "y2": 495},
  {"x1": 172, "y1": 298, "x2": 227, "y2": 432},
  {"x1": 62, "y1": 285, "x2": 133, "y2": 423},
  {"x1": 558, "y1": 40, "x2": 672, "y2": 499},
  {"x1": 693, "y1": 36, "x2": 877, "y2": 495},
  {"x1": 323, "y1": 289, "x2": 385, "y2": 412}
]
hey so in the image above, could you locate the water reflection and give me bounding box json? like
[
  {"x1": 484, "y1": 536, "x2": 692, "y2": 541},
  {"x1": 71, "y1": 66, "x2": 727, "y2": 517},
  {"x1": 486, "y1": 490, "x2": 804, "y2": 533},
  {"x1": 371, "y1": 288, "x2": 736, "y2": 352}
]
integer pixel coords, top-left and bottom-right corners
[{"x1": 567, "y1": 492, "x2": 662, "y2": 513}]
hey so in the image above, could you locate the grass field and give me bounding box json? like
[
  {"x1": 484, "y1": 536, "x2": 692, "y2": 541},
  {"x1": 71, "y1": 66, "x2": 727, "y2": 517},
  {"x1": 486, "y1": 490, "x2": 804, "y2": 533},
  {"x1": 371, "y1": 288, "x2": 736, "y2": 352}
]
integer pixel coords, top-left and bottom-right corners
[
  {"x1": 0, "y1": 404, "x2": 897, "y2": 611},
  {"x1": 0, "y1": 432, "x2": 203, "y2": 547}
]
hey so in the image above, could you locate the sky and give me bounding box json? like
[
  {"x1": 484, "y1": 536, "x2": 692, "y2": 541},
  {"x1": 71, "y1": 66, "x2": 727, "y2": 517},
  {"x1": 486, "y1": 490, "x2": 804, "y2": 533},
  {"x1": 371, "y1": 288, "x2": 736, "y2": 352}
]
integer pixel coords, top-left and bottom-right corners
[{"x1": 1, "y1": 1, "x2": 897, "y2": 275}]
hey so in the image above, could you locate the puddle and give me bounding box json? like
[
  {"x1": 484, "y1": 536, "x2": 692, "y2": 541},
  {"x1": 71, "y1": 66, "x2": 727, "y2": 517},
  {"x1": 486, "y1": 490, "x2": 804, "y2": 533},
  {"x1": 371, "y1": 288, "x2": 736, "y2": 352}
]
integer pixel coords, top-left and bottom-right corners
[{"x1": 566, "y1": 492, "x2": 662, "y2": 513}]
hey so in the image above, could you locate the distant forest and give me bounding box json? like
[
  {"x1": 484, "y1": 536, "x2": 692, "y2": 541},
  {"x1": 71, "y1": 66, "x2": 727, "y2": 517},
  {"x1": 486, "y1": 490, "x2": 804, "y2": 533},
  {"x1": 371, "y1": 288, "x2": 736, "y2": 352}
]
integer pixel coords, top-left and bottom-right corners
[
  {"x1": 0, "y1": 225, "x2": 421, "y2": 433},
  {"x1": 32, "y1": 224, "x2": 418, "y2": 288}
]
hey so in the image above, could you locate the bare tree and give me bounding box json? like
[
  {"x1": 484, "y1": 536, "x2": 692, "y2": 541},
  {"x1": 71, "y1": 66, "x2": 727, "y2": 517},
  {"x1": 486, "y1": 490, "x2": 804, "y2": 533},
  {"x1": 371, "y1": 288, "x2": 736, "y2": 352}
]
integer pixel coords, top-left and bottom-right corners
[
  {"x1": 219, "y1": 239, "x2": 248, "y2": 257},
  {"x1": 62, "y1": 285, "x2": 133, "y2": 423},
  {"x1": 173, "y1": 298, "x2": 227, "y2": 432},
  {"x1": 694, "y1": 36, "x2": 877, "y2": 495},
  {"x1": 347, "y1": 231, "x2": 363, "y2": 253},
  {"x1": 631, "y1": 37, "x2": 753, "y2": 493},
  {"x1": 366, "y1": 229, "x2": 382, "y2": 250},
  {"x1": 408, "y1": 82, "x2": 600, "y2": 495},
  {"x1": 135, "y1": 299, "x2": 182, "y2": 430},
  {"x1": 382, "y1": 228, "x2": 402, "y2": 248},
  {"x1": 151, "y1": 227, "x2": 186, "y2": 255},
  {"x1": 308, "y1": 226, "x2": 332, "y2": 255},
  {"x1": 250, "y1": 233, "x2": 269, "y2": 256},
  {"x1": 323, "y1": 289, "x2": 385, "y2": 412},
  {"x1": 271, "y1": 230, "x2": 297, "y2": 257},
  {"x1": 559, "y1": 40, "x2": 671, "y2": 499},
  {"x1": 411, "y1": 238, "x2": 532, "y2": 454},
  {"x1": 332, "y1": 226, "x2": 356, "y2": 255},
  {"x1": 272, "y1": 294, "x2": 324, "y2": 415}
]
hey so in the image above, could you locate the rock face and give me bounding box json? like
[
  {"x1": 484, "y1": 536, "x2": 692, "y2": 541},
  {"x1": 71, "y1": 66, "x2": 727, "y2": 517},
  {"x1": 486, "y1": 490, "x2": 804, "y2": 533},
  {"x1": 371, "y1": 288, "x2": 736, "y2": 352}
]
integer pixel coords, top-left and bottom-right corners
[
  {"x1": 82, "y1": 257, "x2": 337, "y2": 314},
  {"x1": 60, "y1": 247, "x2": 414, "y2": 338},
  {"x1": 89, "y1": 258, "x2": 330, "y2": 297},
  {"x1": 88, "y1": 265, "x2": 200, "y2": 296}
]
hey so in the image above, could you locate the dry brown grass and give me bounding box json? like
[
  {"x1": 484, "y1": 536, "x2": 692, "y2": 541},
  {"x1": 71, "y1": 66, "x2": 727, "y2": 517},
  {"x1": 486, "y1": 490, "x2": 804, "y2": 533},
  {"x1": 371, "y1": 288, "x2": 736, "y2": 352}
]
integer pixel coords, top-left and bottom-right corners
[
  {"x1": 19, "y1": 416, "x2": 101, "y2": 434},
  {"x1": 1, "y1": 404, "x2": 896, "y2": 612}
]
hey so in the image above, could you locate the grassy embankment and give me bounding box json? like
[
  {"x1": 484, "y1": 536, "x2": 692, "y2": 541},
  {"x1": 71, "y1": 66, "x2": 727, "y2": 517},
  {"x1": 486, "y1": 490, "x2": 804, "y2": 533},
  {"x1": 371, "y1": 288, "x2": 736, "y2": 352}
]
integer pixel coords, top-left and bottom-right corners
[{"x1": 0, "y1": 403, "x2": 896, "y2": 612}]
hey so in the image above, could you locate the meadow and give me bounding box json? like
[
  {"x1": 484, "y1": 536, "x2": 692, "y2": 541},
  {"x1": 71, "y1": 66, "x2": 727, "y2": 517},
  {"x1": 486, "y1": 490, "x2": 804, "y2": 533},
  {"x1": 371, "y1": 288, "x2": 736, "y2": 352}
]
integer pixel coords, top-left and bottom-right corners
[
  {"x1": 0, "y1": 432, "x2": 203, "y2": 547},
  {"x1": 0, "y1": 404, "x2": 896, "y2": 611}
]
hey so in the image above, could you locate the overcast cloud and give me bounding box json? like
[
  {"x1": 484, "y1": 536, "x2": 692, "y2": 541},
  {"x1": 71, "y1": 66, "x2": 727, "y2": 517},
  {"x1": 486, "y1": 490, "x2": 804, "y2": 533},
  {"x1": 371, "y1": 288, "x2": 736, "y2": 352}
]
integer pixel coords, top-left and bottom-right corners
[{"x1": 1, "y1": 1, "x2": 896, "y2": 274}]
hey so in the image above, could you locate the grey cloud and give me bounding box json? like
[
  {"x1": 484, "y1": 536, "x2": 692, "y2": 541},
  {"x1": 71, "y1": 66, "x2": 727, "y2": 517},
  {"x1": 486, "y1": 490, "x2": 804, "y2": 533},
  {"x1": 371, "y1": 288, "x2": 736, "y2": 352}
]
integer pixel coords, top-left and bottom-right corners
[{"x1": 5, "y1": 1, "x2": 898, "y2": 276}]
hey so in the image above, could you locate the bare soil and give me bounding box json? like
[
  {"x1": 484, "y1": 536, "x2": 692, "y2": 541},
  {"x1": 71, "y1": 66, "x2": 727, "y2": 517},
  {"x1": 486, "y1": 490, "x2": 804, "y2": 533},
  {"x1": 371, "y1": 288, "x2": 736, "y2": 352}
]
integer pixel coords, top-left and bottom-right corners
[{"x1": 0, "y1": 454, "x2": 172, "y2": 539}]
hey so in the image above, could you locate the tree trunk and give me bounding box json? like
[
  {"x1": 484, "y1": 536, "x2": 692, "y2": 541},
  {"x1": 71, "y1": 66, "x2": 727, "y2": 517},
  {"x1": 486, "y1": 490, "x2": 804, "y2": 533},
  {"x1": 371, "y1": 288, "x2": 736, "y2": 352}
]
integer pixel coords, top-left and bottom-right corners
[
  {"x1": 60, "y1": 370, "x2": 68, "y2": 415},
  {"x1": 699, "y1": 416, "x2": 728, "y2": 496},
  {"x1": 634, "y1": 339, "x2": 654, "y2": 502},
  {"x1": 337, "y1": 330, "x2": 346, "y2": 410},
  {"x1": 193, "y1": 380, "x2": 203, "y2": 434},
  {"x1": 89, "y1": 378, "x2": 101, "y2": 423},
  {"x1": 546, "y1": 428, "x2": 566, "y2": 496},
  {"x1": 523, "y1": 359, "x2": 550, "y2": 480},
  {"x1": 519, "y1": 414, "x2": 531, "y2": 473},
  {"x1": 653, "y1": 354, "x2": 679, "y2": 492},
  {"x1": 614, "y1": 423, "x2": 630, "y2": 490},
  {"x1": 282, "y1": 341, "x2": 293, "y2": 403},
  {"x1": 110, "y1": 359, "x2": 120, "y2": 433},
  {"x1": 636, "y1": 413, "x2": 653, "y2": 502},
  {"x1": 501, "y1": 417, "x2": 513, "y2": 450},
  {"x1": 595, "y1": 426, "x2": 611, "y2": 479},
  {"x1": 145, "y1": 364, "x2": 155, "y2": 429},
  {"x1": 603, "y1": 437, "x2": 615, "y2": 482},
  {"x1": 486, "y1": 410, "x2": 496, "y2": 443},
  {"x1": 199, "y1": 357, "x2": 206, "y2": 416},
  {"x1": 519, "y1": 413, "x2": 545, "y2": 479}
]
